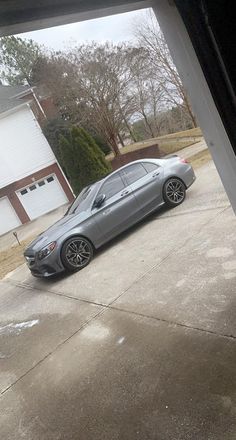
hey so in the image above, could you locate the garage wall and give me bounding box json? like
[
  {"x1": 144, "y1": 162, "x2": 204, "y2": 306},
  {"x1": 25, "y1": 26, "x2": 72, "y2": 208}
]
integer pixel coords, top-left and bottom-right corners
[
  {"x1": 0, "y1": 197, "x2": 21, "y2": 235},
  {"x1": 0, "y1": 163, "x2": 74, "y2": 232},
  {"x1": 0, "y1": 105, "x2": 56, "y2": 188}
]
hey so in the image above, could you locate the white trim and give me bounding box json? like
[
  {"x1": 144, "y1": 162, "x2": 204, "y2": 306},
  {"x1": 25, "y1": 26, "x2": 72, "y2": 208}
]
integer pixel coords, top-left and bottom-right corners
[
  {"x1": 152, "y1": 0, "x2": 236, "y2": 212},
  {"x1": 27, "y1": 103, "x2": 73, "y2": 194},
  {"x1": 11, "y1": 87, "x2": 35, "y2": 99},
  {"x1": 31, "y1": 88, "x2": 47, "y2": 119},
  {"x1": 0, "y1": 102, "x2": 29, "y2": 120},
  {"x1": 0, "y1": 2, "x2": 152, "y2": 36},
  {"x1": 56, "y1": 160, "x2": 75, "y2": 197}
]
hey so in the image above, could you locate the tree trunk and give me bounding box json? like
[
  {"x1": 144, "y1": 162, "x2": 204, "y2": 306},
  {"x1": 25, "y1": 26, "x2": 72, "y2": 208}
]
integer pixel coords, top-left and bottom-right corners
[
  {"x1": 110, "y1": 134, "x2": 121, "y2": 156},
  {"x1": 143, "y1": 112, "x2": 155, "y2": 138},
  {"x1": 123, "y1": 116, "x2": 137, "y2": 142},
  {"x1": 183, "y1": 92, "x2": 197, "y2": 128},
  {"x1": 118, "y1": 132, "x2": 125, "y2": 147}
]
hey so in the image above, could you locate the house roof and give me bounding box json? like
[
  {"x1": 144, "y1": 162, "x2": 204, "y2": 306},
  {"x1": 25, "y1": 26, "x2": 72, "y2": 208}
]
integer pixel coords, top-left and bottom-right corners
[
  {"x1": 0, "y1": 98, "x2": 25, "y2": 114},
  {"x1": 0, "y1": 85, "x2": 31, "y2": 115}
]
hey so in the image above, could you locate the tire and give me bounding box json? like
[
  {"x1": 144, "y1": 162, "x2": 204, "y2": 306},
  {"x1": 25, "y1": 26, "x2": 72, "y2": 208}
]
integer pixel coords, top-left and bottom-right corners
[
  {"x1": 61, "y1": 236, "x2": 93, "y2": 272},
  {"x1": 163, "y1": 177, "x2": 186, "y2": 208}
]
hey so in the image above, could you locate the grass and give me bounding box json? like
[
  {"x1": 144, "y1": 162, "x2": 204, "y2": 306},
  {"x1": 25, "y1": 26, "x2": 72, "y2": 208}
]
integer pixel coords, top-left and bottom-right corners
[
  {"x1": 106, "y1": 127, "x2": 203, "y2": 160},
  {"x1": 188, "y1": 149, "x2": 212, "y2": 169},
  {"x1": 0, "y1": 237, "x2": 34, "y2": 280}
]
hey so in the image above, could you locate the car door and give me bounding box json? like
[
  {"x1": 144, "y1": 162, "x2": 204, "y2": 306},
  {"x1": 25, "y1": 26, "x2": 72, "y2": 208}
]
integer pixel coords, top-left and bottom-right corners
[
  {"x1": 92, "y1": 171, "x2": 140, "y2": 245},
  {"x1": 122, "y1": 162, "x2": 164, "y2": 215}
]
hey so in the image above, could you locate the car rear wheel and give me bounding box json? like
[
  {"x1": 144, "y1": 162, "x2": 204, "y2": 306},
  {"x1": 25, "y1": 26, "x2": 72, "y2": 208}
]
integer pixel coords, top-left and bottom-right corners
[
  {"x1": 61, "y1": 237, "x2": 93, "y2": 272},
  {"x1": 163, "y1": 178, "x2": 186, "y2": 207}
]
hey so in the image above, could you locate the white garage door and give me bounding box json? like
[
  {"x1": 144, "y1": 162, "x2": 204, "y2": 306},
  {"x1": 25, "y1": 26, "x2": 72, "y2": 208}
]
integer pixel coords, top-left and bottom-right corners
[
  {"x1": 17, "y1": 174, "x2": 68, "y2": 220},
  {"x1": 0, "y1": 197, "x2": 21, "y2": 235}
]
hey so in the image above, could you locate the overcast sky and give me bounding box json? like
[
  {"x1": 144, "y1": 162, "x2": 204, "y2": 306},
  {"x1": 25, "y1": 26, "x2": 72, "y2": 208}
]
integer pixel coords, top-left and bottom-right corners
[{"x1": 17, "y1": 9, "x2": 150, "y2": 51}]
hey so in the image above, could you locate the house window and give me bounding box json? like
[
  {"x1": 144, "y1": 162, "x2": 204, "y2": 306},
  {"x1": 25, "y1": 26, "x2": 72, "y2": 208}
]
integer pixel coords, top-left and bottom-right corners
[
  {"x1": 29, "y1": 185, "x2": 36, "y2": 191},
  {"x1": 47, "y1": 176, "x2": 54, "y2": 183},
  {"x1": 20, "y1": 189, "x2": 28, "y2": 195},
  {"x1": 38, "y1": 180, "x2": 45, "y2": 187}
]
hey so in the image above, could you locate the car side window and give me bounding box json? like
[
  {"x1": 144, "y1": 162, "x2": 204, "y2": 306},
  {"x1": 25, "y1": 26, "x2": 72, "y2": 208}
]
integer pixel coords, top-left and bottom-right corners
[
  {"x1": 123, "y1": 163, "x2": 147, "y2": 185},
  {"x1": 142, "y1": 162, "x2": 160, "y2": 173},
  {"x1": 98, "y1": 172, "x2": 125, "y2": 200}
]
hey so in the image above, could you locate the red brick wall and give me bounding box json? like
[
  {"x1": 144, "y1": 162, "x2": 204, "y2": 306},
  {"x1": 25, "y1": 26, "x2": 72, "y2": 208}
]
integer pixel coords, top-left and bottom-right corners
[
  {"x1": 40, "y1": 97, "x2": 59, "y2": 121},
  {"x1": 110, "y1": 144, "x2": 164, "y2": 171},
  {"x1": 19, "y1": 93, "x2": 58, "y2": 126},
  {"x1": 19, "y1": 93, "x2": 46, "y2": 126},
  {"x1": 0, "y1": 163, "x2": 74, "y2": 225}
]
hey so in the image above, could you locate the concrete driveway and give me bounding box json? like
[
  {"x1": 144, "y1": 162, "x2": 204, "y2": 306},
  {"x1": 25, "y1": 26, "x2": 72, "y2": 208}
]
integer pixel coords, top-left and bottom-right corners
[{"x1": 1, "y1": 161, "x2": 236, "y2": 440}]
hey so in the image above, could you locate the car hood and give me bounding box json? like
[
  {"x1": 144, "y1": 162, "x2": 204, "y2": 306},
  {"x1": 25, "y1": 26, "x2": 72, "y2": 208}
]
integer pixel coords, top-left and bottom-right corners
[{"x1": 24, "y1": 211, "x2": 89, "y2": 254}]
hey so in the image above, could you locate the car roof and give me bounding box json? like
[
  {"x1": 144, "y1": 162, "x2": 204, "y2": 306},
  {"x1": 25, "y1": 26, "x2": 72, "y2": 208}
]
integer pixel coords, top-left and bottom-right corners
[
  {"x1": 94, "y1": 157, "x2": 174, "y2": 190},
  {"x1": 118, "y1": 158, "x2": 162, "y2": 170}
]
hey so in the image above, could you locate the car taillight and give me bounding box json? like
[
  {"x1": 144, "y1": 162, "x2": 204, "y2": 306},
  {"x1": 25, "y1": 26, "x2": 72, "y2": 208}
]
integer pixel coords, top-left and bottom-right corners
[{"x1": 180, "y1": 158, "x2": 188, "y2": 164}]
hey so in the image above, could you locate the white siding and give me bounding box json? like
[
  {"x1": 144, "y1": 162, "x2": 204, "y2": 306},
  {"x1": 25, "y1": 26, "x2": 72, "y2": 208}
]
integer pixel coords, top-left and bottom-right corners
[{"x1": 0, "y1": 105, "x2": 56, "y2": 188}]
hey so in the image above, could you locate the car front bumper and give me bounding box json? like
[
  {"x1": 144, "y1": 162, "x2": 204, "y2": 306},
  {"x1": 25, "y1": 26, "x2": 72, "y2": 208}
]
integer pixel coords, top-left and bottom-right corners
[{"x1": 24, "y1": 251, "x2": 65, "y2": 278}]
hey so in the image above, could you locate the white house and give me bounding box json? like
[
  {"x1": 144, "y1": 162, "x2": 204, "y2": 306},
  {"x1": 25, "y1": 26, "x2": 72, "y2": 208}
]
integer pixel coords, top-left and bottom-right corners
[{"x1": 0, "y1": 85, "x2": 74, "y2": 236}]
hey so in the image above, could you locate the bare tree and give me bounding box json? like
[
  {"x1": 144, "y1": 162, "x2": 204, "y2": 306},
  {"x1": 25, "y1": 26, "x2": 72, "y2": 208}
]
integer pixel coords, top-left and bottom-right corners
[
  {"x1": 133, "y1": 11, "x2": 197, "y2": 128},
  {"x1": 68, "y1": 42, "x2": 138, "y2": 156},
  {"x1": 31, "y1": 53, "x2": 86, "y2": 124},
  {"x1": 124, "y1": 46, "x2": 167, "y2": 138}
]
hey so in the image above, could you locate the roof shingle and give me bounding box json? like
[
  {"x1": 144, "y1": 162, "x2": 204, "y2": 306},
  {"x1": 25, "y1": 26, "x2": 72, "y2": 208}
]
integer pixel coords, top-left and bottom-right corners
[{"x1": 0, "y1": 85, "x2": 31, "y2": 114}]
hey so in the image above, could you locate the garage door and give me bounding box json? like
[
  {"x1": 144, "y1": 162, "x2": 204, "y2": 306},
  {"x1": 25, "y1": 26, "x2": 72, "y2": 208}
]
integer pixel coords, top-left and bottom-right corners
[
  {"x1": 17, "y1": 174, "x2": 68, "y2": 220},
  {"x1": 0, "y1": 197, "x2": 21, "y2": 235}
]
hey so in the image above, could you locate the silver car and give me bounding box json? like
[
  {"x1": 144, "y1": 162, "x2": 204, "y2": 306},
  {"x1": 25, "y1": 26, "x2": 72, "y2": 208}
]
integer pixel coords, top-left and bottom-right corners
[{"x1": 24, "y1": 157, "x2": 196, "y2": 277}]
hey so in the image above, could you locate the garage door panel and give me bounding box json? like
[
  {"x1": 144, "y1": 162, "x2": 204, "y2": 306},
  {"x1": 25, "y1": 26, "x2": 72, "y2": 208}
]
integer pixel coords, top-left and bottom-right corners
[
  {"x1": 0, "y1": 198, "x2": 21, "y2": 235},
  {"x1": 17, "y1": 175, "x2": 68, "y2": 220}
]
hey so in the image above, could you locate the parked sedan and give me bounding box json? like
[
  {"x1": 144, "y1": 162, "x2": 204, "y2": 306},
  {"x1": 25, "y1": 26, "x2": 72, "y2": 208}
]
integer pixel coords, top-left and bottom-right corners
[{"x1": 24, "y1": 157, "x2": 196, "y2": 277}]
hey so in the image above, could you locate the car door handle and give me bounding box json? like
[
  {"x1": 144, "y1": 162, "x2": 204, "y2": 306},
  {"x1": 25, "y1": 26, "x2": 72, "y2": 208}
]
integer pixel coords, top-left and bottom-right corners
[
  {"x1": 152, "y1": 172, "x2": 160, "y2": 177},
  {"x1": 121, "y1": 190, "x2": 130, "y2": 196}
]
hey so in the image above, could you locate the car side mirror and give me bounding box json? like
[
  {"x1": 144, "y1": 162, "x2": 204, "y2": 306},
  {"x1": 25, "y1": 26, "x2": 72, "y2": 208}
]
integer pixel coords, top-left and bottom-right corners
[{"x1": 94, "y1": 194, "x2": 106, "y2": 208}]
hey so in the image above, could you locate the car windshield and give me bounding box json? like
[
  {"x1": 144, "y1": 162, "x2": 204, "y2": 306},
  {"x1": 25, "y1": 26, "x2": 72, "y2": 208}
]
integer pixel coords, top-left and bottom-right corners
[{"x1": 66, "y1": 182, "x2": 100, "y2": 215}]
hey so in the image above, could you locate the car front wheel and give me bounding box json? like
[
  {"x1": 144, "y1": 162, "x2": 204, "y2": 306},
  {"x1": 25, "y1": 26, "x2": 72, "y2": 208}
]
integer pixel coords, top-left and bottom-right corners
[
  {"x1": 163, "y1": 178, "x2": 186, "y2": 207},
  {"x1": 61, "y1": 236, "x2": 93, "y2": 272}
]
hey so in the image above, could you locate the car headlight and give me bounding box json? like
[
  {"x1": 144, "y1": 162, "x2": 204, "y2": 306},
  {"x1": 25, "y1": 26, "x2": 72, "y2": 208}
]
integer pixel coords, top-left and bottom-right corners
[{"x1": 38, "y1": 242, "x2": 56, "y2": 260}]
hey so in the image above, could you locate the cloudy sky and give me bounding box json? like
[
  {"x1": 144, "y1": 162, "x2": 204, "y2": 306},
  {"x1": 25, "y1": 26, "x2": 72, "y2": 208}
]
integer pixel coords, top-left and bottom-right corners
[{"x1": 18, "y1": 9, "x2": 150, "y2": 50}]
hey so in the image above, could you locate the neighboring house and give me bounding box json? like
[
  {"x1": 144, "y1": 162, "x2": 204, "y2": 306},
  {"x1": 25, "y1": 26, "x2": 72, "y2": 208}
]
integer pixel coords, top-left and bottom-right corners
[{"x1": 0, "y1": 85, "x2": 74, "y2": 236}]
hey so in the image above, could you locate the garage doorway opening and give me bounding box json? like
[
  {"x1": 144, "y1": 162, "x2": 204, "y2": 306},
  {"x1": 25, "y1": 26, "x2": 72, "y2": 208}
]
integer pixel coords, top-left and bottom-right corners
[
  {"x1": 1, "y1": 8, "x2": 211, "y2": 188},
  {"x1": 1, "y1": 3, "x2": 236, "y2": 440},
  {"x1": 0, "y1": 5, "x2": 216, "y2": 239}
]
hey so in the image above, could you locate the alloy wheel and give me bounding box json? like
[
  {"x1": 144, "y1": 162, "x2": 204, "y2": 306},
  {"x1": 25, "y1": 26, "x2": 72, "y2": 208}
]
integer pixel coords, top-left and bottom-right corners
[
  {"x1": 165, "y1": 179, "x2": 185, "y2": 204},
  {"x1": 65, "y1": 239, "x2": 92, "y2": 268}
]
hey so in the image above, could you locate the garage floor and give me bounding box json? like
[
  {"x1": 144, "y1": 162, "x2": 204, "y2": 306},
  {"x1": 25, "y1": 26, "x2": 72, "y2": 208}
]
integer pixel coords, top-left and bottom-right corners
[{"x1": 1, "y1": 161, "x2": 236, "y2": 440}]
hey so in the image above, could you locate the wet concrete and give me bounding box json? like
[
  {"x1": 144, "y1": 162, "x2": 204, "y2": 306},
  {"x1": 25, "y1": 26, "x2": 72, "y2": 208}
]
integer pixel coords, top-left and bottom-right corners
[
  {"x1": 0, "y1": 283, "x2": 102, "y2": 393},
  {"x1": 1, "y1": 161, "x2": 236, "y2": 439}
]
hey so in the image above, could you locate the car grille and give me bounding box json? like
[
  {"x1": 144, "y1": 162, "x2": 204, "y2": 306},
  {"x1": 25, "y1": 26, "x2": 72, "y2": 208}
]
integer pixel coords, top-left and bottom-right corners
[{"x1": 25, "y1": 255, "x2": 35, "y2": 267}]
